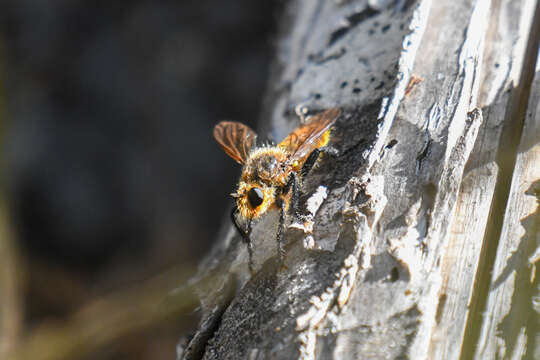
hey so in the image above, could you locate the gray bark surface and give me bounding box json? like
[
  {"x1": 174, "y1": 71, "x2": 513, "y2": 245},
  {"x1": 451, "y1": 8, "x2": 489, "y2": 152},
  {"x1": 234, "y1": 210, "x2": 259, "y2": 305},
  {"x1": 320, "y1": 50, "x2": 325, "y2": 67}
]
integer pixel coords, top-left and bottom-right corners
[{"x1": 179, "y1": 1, "x2": 540, "y2": 359}]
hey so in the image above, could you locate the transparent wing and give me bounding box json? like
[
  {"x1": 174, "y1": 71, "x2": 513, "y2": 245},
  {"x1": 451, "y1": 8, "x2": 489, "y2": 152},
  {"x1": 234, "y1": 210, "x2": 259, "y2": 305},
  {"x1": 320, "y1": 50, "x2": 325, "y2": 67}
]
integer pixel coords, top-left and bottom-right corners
[
  {"x1": 213, "y1": 121, "x2": 257, "y2": 164},
  {"x1": 278, "y1": 108, "x2": 340, "y2": 161}
]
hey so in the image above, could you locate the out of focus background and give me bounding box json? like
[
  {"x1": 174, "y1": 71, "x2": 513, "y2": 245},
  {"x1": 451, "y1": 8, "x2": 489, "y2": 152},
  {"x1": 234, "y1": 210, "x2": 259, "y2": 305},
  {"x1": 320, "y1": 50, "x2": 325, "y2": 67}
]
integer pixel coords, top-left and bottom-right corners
[{"x1": 0, "y1": 1, "x2": 279, "y2": 359}]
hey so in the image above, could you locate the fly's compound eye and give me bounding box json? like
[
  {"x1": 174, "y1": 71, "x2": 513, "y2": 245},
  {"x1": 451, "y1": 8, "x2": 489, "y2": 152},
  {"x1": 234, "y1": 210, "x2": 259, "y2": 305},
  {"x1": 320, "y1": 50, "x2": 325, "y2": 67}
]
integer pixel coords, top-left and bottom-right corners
[{"x1": 247, "y1": 187, "x2": 264, "y2": 208}]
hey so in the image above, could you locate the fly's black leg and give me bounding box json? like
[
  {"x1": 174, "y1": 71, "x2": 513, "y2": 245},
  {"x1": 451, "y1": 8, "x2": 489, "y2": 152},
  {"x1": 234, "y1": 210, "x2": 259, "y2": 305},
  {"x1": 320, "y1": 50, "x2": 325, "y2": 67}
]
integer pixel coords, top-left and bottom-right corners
[
  {"x1": 301, "y1": 146, "x2": 339, "y2": 178},
  {"x1": 245, "y1": 220, "x2": 254, "y2": 274},
  {"x1": 231, "y1": 206, "x2": 255, "y2": 274},
  {"x1": 275, "y1": 197, "x2": 286, "y2": 268},
  {"x1": 286, "y1": 172, "x2": 300, "y2": 219},
  {"x1": 301, "y1": 148, "x2": 321, "y2": 178},
  {"x1": 230, "y1": 206, "x2": 246, "y2": 241},
  {"x1": 273, "y1": 173, "x2": 298, "y2": 270}
]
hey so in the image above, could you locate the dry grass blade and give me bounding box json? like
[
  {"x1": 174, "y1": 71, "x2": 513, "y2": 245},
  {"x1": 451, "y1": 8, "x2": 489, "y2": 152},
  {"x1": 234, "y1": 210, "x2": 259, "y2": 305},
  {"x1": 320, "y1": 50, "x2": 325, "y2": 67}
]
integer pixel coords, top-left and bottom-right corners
[{"x1": 8, "y1": 266, "x2": 203, "y2": 360}]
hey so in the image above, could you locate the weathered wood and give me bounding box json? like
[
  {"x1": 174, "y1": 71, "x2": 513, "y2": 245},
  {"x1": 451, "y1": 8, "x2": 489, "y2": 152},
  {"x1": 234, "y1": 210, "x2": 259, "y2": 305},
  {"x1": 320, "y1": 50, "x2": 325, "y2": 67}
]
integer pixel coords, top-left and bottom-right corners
[
  {"x1": 180, "y1": 1, "x2": 540, "y2": 359},
  {"x1": 430, "y1": 0, "x2": 538, "y2": 358},
  {"x1": 474, "y1": 43, "x2": 540, "y2": 360}
]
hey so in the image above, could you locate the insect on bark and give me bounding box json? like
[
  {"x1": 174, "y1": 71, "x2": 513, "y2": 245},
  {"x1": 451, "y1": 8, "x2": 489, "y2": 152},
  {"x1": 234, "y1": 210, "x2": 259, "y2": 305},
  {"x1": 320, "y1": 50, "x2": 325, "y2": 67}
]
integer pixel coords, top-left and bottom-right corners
[{"x1": 213, "y1": 108, "x2": 341, "y2": 273}]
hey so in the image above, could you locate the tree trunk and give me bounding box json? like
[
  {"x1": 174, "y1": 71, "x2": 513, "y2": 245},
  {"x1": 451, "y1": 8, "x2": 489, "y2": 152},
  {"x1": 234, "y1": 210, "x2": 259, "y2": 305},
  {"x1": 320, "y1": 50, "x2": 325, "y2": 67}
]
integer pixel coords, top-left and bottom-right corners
[{"x1": 179, "y1": 1, "x2": 540, "y2": 359}]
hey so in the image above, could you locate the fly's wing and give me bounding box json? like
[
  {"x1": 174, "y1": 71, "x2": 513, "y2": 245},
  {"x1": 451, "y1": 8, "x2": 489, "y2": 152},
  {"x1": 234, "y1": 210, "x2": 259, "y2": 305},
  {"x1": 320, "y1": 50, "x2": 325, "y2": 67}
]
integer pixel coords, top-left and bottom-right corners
[
  {"x1": 213, "y1": 121, "x2": 257, "y2": 164},
  {"x1": 278, "y1": 107, "x2": 340, "y2": 162}
]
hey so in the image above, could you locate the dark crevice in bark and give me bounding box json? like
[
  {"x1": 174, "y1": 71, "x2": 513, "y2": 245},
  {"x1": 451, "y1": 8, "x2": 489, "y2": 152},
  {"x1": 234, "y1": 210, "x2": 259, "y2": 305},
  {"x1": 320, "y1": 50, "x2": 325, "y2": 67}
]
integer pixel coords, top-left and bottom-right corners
[
  {"x1": 308, "y1": 46, "x2": 347, "y2": 65},
  {"x1": 328, "y1": 7, "x2": 380, "y2": 47},
  {"x1": 179, "y1": 271, "x2": 237, "y2": 360}
]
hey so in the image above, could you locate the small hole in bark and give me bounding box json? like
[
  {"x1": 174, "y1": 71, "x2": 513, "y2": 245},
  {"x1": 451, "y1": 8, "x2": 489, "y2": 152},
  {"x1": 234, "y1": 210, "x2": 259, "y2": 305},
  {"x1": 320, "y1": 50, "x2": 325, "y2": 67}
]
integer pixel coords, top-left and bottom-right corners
[
  {"x1": 340, "y1": 81, "x2": 348, "y2": 88},
  {"x1": 314, "y1": 93, "x2": 321, "y2": 100},
  {"x1": 390, "y1": 267, "x2": 400, "y2": 282},
  {"x1": 352, "y1": 88, "x2": 362, "y2": 94},
  {"x1": 375, "y1": 81, "x2": 385, "y2": 90},
  {"x1": 386, "y1": 139, "x2": 398, "y2": 149},
  {"x1": 382, "y1": 24, "x2": 391, "y2": 33}
]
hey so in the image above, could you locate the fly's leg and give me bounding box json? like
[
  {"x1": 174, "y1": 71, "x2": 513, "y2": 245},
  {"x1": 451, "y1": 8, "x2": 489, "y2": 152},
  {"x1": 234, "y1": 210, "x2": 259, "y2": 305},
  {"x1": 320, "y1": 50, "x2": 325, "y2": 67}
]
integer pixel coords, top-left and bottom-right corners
[
  {"x1": 287, "y1": 172, "x2": 300, "y2": 219},
  {"x1": 300, "y1": 148, "x2": 321, "y2": 178},
  {"x1": 275, "y1": 172, "x2": 300, "y2": 270},
  {"x1": 275, "y1": 197, "x2": 287, "y2": 269},
  {"x1": 231, "y1": 205, "x2": 247, "y2": 241},
  {"x1": 300, "y1": 146, "x2": 339, "y2": 178},
  {"x1": 231, "y1": 206, "x2": 255, "y2": 274},
  {"x1": 245, "y1": 219, "x2": 254, "y2": 274}
]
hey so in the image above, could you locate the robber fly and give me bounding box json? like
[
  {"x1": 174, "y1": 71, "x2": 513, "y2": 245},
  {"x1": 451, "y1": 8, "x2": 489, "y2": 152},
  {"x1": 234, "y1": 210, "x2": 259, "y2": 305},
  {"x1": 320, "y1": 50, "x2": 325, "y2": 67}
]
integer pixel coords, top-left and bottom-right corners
[{"x1": 213, "y1": 108, "x2": 341, "y2": 273}]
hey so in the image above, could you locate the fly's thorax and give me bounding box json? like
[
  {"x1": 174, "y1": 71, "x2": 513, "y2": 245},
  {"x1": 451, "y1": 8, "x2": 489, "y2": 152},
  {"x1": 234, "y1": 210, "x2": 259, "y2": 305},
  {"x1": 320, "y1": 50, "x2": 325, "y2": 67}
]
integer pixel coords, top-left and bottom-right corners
[{"x1": 241, "y1": 146, "x2": 290, "y2": 185}]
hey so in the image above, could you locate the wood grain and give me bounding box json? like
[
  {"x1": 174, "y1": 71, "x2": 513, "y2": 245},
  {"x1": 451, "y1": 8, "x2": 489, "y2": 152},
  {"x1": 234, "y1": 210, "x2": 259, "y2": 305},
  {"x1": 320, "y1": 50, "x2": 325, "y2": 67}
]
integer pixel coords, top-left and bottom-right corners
[{"x1": 182, "y1": 1, "x2": 540, "y2": 359}]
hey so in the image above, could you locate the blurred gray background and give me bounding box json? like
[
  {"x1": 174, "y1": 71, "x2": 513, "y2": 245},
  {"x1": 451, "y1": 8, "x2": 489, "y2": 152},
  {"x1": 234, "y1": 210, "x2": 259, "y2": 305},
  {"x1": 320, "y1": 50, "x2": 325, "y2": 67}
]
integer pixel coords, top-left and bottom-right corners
[{"x1": 0, "y1": 1, "x2": 279, "y2": 358}]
